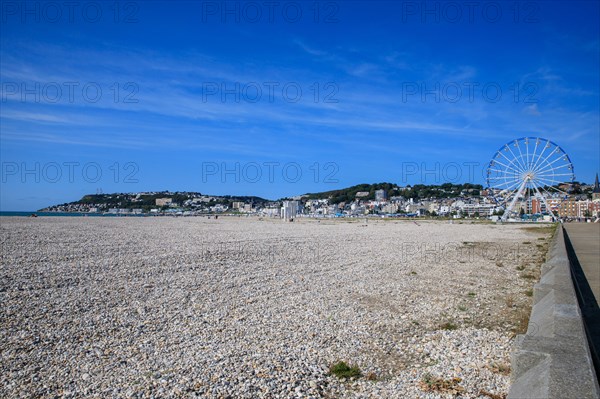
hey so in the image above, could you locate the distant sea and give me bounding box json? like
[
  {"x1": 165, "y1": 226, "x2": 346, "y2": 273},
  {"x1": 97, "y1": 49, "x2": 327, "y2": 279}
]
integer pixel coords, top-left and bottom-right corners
[{"x1": 0, "y1": 211, "x2": 145, "y2": 217}]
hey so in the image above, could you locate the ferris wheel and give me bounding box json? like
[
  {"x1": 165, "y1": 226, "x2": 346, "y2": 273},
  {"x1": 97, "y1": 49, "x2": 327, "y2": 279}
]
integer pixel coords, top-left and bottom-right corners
[{"x1": 486, "y1": 137, "x2": 575, "y2": 222}]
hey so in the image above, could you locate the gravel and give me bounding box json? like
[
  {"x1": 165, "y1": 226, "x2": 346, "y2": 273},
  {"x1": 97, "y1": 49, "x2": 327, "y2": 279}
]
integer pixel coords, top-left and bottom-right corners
[{"x1": 0, "y1": 216, "x2": 550, "y2": 398}]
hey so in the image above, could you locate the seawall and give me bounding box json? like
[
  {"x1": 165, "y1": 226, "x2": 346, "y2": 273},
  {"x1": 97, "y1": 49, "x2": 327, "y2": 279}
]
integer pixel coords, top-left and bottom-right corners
[{"x1": 508, "y1": 225, "x2": 600, "y2": 399}]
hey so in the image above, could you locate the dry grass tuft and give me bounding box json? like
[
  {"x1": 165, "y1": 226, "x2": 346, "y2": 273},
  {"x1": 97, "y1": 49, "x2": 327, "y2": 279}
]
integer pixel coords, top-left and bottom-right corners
[
  {"x1": 505, "y1": 295, "x2": 515, "y2": 308},
  {"x1": 365, "y1": 372, "x2": 377, "y2": 381},
  {"x1": 419, "y1": 373, "x2": 464, "y2": 395},
  {"x1": 479, "y1": 390, "x2": 507, "y2": 399},
  {"x1": 487, "y1": 362, "x2": 511, "y2": 375},
  {"x1": 513, "y1": 306, "x2": 531, "y2": 335}
]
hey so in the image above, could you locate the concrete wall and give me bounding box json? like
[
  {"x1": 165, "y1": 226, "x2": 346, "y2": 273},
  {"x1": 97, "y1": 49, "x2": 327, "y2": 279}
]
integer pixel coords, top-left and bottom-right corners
[{"x1": 508, "y1": 225, "x2": 600, "y2": 399}]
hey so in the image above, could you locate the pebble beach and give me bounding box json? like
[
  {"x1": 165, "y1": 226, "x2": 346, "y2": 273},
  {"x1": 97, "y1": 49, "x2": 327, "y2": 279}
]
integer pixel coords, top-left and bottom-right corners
[{"x1": 0, "y1": 217, "x2": 551, "y2": 398}]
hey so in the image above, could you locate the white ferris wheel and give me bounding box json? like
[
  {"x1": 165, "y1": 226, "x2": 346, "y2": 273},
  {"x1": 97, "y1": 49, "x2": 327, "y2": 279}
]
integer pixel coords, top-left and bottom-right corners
[{"x1": 486, "y1": 137, "x2": 575, "y2": 222}]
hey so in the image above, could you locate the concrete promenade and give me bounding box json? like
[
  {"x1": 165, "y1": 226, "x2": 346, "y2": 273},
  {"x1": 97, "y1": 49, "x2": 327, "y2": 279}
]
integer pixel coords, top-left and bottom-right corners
[
  {"x1": 563, "y1": 223, "x2": 600, "y2": 384},
  {"x1": 564, "y1": 223, "x2": 600, "y2": 302}
]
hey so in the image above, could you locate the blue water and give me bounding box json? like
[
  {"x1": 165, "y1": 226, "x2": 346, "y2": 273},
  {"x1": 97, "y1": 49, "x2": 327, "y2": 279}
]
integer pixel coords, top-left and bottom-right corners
[{"x1": 0, "y1": 211, "x2": 146, "y2": 217}]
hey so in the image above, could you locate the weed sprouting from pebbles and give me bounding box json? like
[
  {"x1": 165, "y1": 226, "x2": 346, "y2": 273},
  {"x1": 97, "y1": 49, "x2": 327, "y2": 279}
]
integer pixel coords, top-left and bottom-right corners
[
  {"x1": 440, "y1": 322, "x2": 458, "y2": 330},
  {"x1": 329, "y1": 361, "x2": 361, "y2": 379},
  {"x1": 520, "y1": 273, "x2": 536, "y2": 280}
]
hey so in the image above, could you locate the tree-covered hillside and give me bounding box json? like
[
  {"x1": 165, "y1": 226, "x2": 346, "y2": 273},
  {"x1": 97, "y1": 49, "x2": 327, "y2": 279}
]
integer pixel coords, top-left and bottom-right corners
[{"x1": 304, "y1": 182, "x2": 483, "y2": 204}]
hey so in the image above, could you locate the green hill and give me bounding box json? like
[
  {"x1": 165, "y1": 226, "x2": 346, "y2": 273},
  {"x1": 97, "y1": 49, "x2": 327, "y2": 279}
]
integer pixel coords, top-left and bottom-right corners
[{"x1": 303, "y1": 182, "x2": 483, "y2": 204}]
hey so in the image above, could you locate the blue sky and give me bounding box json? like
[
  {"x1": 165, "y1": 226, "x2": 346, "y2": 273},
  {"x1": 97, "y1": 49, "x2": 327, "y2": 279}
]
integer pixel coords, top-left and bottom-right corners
[{"x1": 1, "y1": 1, "x2": 599, "y2": 210}]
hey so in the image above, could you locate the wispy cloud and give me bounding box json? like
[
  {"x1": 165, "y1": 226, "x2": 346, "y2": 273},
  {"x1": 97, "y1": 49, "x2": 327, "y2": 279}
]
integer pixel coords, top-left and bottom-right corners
[
  {"x1": 293, "y1": 39, "x2": 328, "y2": 57},
  {"x1": 0, "y1": 110, "x2": 70, "y2": 124},
  {"x1": 524, "y1": 103, "x2": 541, "y2": 116},
  {"x1": 1, "y1": 39, "x2": 597, "y2": 164}
]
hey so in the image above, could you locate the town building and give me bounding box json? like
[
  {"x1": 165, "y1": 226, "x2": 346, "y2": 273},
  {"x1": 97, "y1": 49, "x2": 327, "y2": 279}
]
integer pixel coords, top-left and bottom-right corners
[
  {"x1": 375, "y1": 189, "x2": 387, "y2": 201},
  {"x1": 281, "y1": 200, "x2": 299, "y2": 220}
]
